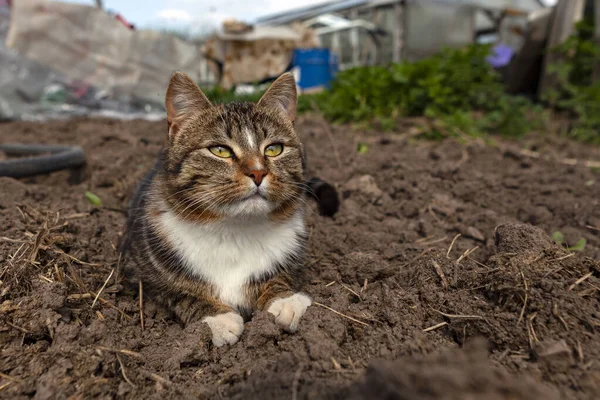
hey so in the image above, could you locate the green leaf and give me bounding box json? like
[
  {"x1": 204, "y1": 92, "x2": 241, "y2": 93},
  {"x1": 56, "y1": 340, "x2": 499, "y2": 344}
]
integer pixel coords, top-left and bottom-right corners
[
  {"x1": 566, "y1": 238, "x2": 586, "y2": 252},
  {"x1": 551, "y1": 231, "x2": 564, "y2": 245},
  {"x1": 85, "y1": 191, "x2": 102, "y2": 207},
  {"x1": 357, "y1": 143, "x2": 369, "y2": 154}
]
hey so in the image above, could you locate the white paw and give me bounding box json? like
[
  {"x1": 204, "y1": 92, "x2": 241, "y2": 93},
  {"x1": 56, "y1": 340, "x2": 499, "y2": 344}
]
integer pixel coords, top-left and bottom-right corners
[
  {"x1": 202, "y1": 312, "x2": 244, "y2": 347},
  {"x1": 267, "y1": 293, "x2": 312, "y2": 332}
]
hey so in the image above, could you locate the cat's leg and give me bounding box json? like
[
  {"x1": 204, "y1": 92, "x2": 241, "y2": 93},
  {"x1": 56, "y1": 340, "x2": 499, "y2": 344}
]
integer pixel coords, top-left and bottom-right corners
[
  {"x1": 171, "y1": 294, "x2": 244, "y2": 347},
  {"x1": 255, "y1": 274, "x2": 312, "y2": 332}
]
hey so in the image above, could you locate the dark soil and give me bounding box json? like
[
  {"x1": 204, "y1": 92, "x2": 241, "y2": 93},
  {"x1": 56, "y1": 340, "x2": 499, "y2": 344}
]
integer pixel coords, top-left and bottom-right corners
[{"x1": 1, "y1": 116, "x2": 599, "y2": 400}]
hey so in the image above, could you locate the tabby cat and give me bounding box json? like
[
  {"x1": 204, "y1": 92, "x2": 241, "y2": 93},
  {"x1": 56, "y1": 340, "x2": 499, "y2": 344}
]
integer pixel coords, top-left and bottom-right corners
[{"x1": 120, "y1": 72, "x2": 338, "y2": 346}]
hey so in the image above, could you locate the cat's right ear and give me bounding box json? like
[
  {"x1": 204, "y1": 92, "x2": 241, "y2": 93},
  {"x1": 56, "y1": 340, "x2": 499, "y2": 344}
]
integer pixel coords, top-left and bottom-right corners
[{"x1": 165, "y1": 71, "x2": 212, "y2": 139}]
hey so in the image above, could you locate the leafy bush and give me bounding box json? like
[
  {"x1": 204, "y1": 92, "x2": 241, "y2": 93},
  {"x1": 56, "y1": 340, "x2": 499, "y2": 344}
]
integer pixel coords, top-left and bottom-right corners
[
  {"x1": 303, "y1": 44, "x2": 541, "y2": 138},
  {"x1": 544, "y1": 19, "x2": 600, "y2": 144}
]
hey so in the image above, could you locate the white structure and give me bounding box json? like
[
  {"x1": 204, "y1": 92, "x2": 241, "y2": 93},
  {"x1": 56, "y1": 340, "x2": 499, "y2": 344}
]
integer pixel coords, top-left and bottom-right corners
[{"x1": 256, "y1": 0, "x2": 550, "y2": 69}]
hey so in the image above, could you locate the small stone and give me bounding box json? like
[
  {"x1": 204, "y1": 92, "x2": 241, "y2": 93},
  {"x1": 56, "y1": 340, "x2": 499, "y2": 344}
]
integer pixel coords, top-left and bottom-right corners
[
  {"x1": 535, "y1": 339, "x2": 571, "y2": 361},
  {"x1": 465, "y1": 227, "x2": 485, "y2": 242}
]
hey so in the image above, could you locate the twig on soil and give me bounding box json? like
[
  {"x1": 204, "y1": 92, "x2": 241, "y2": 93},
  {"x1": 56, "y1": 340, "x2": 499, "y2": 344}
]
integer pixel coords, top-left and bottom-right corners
[
  {"x1": 0, "y1": 372, "x2": 23, "y2": 384},
  {"x1": 466, "y1": 256, "x2": 491, "y2": 269},
  {"x1": 576, "y1": 340, "x2": 584, "y2": 363},
  {"x1": 291, "y1": 362, "x2": 305, "y2": 400},
  {"x1": 526, "y1": 313, "x2": 539, "y2": 348},
  {"x1": 518, "y1": 148, "x2": 600, "y2": 169},
  {"x1": 552, "y1": 303, "x2": 569, "y2": 331},
  {"x1": 418, "y1": 235, "x2": 449, "y2": 246},
  {"x1": 340, "y1": 283, "x2": 362, "y2": 300},
  {"x1": 361, "y1": 279, "x2": 368, "y2": 293},
  {"x1": 55, "y1": 249, "x2": 101, "y2": 267},
  {"x1": 0, "y1": 236, "x2": 28, "y2": 244},
  {"x1": 92, "y1": 269, "x2": 114, "y2": 308},
  {"x1": 142, "y1": 371, "x2": 172, "y2": 387},
  {"x1": 446, "y1": 234, "x2": 461, "y2": 258},
  {"x1": 6, "y1": 321, "x2": 30, "y2": 334},
  {"x1": 431, "y1": 260, "x2": 448, "y2": 289},
  {"x1": 456, "y1": 246, "x2": 479, "y2": 264},
  {"x1": 88, "y1": 294, "x2": 132, "y2": 320},
  {"x1": 568, "y1": 272, "x2": 593, "y2": 291},
  {"x1": 423, "y1": 322, "x2": 448, "y2": 332},
  {"x1": 64, "y1": 212, "x2": 90, "y2": 220},
  {"x1": 0, "y1": 382, "x2": 12, "y2": 392},
  {"x1": 314, "y1": 302, "x2": 369, "y2": 326},
  {"x1": 325, "y1": 281, "x2": 336, "y2": 287},
  {"x1": 432, "y1": 309, "x2": 484, "y2": 320},
  {"x1": 586, "y1": 225, "x2": 600, "y2": 232},
  {"x1": 96, "y1": 346, "x2": 144, "y2": 360},
  {"x1": 30, "y1": 221, "x2": 48, "y2": 263},
  {"x1": 548, "y1": 253, "x2": 575, "y2": 262},
  {"x1": 517, "y1": 270, "x2": 529, "y2": 327},
  {"x1": 331, "y1": 357, "x2": 342, "y2": 370},
  {"x1": 67, "y1": 293, "x2": 93, "y2": 300},
  {"x1": 139, "y1": 280, "x2": 145, "y2": 331},
  {"x1": 116, "y1": 354, "x2": 136, "y2": 387}
]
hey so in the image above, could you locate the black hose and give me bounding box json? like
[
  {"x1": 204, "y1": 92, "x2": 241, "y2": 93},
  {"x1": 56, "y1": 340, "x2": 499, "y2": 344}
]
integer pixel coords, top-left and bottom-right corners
[{"x1": 0, "y1": 143, "x2": 86, "y2": 178}]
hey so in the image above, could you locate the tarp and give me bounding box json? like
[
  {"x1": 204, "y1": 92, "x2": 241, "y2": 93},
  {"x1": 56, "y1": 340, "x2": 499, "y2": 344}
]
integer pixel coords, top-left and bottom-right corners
[{"x1": 5, "y1": 0, "x2": 206, "y2": 105}]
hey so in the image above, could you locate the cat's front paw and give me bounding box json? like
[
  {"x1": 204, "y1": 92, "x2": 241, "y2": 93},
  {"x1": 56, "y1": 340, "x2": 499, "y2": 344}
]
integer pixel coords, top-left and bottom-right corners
[
  {"x1": 202, "y1": 312, "x2": 244, "y2": 347},
  {"x1": 267, "y1": 293, "x2": 312, "y2": 332}
]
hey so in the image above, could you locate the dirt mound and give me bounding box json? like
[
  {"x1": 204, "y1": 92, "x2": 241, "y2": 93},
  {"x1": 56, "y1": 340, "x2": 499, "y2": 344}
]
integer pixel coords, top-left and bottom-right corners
[
  {"x1": 1, "y1": 117, "x2": 599, "y2": 399},
  {"x1": 345, "y1": 338, "x2": 559, "y2": 400}
]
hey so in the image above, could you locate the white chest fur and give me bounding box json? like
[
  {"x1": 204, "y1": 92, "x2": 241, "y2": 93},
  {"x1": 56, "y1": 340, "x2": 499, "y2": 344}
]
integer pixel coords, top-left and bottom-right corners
[{"x1": 157, "y1": 210, "x2": 305, "y2": 308}]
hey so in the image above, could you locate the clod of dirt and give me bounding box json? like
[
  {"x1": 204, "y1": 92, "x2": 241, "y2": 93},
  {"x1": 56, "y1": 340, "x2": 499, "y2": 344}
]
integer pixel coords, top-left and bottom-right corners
[
  {"x1": 243, "y1": 311, "x2": 281, "y2": 349},
  {"x1": 344, "y1": 338, "x2": 560, "y2": 400},
  {"x1": 343, "y1": 175, "x2": 383, "y2": 202},
  {"x1": 339, "y1": 252, "x2": 393, "y2": 285},
  {"x1": 0, "y1": 177, "x2": 29, "y2": 208},
  {"x1": 494, "y1": 223, "x2": 564, "y2": 255}
]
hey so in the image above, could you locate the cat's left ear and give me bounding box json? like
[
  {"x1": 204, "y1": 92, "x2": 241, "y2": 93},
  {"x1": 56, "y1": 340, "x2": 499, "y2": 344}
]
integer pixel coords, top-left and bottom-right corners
[
  {"x1": 165, "y1": 71, "x2": 212, "y2": 139},
  {"x1": 257, "y1": 72, "x2": 297, "y2": 121}
]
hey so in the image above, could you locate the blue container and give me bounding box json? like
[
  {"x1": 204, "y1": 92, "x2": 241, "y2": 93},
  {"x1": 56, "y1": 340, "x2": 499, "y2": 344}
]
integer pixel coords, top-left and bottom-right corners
[{"x1": 292, "y1": 48, "x2": 338, "y2": 90}]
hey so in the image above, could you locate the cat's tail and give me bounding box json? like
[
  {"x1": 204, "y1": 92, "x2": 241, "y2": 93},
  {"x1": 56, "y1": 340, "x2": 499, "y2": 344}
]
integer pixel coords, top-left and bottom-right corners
[{"x1": 306, "y1": 177, "x2": 340, "y2": 217}]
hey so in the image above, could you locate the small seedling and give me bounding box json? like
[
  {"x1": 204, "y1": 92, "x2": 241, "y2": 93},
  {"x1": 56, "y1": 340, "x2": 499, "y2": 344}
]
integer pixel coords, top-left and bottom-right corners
[
  {"x1": 552, "y1": 231, "x2": 586, "y2": 252},
  {"x1": 85, "y1": 191, "x2": 102, "y2": 207},
  {"x1": 567, "y1": 238, "x2": 586, "y2": 252},
  {"x1": 357, "y1": 143, "x2": 368, "y2": 154},
  {"x1": 551, "y1": 231, "x2": 564, "y2": 244}
]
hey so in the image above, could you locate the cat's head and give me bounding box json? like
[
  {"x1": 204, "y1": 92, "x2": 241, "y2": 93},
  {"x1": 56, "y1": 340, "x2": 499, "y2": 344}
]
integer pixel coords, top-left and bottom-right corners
[{"x1": 160, "y1": 72, "x2": 306, "y2": 222}]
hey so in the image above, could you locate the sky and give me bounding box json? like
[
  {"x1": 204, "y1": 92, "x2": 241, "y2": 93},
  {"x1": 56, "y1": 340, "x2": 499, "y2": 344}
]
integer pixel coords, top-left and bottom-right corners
[
  {"x1": 62, "y1": 0, "x2": 558, "y2": 36},
  {"x1": 62, "y1": 0, "x2": 329, "y2": 34}
]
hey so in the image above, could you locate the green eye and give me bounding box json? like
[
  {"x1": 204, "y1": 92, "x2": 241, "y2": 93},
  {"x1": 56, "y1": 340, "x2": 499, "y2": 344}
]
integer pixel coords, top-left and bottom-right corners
[
  {"x1": 209, "y1": 146, "x2": 233, "y2": 158},
  {"x1": 264, "y1": 144, "x2": 283, "y2": 157}
]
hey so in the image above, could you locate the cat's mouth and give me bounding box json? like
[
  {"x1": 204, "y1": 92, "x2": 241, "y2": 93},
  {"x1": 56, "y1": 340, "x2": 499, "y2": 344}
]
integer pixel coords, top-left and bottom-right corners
[{"x1": 241, "y1": 188, "x2": 268, "y2": 202}]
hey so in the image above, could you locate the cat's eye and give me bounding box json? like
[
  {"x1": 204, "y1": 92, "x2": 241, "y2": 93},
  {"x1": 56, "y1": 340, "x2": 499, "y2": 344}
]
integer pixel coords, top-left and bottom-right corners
[
  {"x1": 264, "y1": 144, "x2": 283, "y2": 157},
  {"x1": 209, "y1": 146, "x2": 233, "y2": 158}
]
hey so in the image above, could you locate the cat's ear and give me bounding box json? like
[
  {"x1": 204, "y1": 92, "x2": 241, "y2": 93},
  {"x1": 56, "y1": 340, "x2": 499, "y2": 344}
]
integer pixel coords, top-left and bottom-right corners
[
  {"x1": 257, "y1": 72, "x2": 297, "y2": 121},
  {"x1": 165, "y1": 71, "x2": 212, "y2": 138}
]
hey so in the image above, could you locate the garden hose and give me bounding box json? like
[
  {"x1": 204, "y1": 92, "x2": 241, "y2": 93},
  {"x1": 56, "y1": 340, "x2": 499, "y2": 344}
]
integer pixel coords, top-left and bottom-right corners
[{"x1": 0, "y1": 143, "x2": 86, "y2": 178}]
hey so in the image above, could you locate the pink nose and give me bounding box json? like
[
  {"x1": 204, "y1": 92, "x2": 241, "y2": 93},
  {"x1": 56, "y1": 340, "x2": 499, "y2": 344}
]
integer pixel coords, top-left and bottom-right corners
[{"x1": 247, "y1": 169, "x2": 267, "y2": 186}]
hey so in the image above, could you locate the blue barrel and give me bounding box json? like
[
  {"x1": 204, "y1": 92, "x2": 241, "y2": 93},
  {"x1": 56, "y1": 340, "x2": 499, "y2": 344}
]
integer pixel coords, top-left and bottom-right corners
[{"x1": 292, "y1": 48, "x2": 338, "y2": 90}]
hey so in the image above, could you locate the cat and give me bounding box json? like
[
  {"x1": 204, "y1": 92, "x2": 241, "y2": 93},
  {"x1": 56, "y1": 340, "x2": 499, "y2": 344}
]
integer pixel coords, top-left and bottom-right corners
[{"x1": 120, "y1": 72, "x2": 338, "y2": 347}]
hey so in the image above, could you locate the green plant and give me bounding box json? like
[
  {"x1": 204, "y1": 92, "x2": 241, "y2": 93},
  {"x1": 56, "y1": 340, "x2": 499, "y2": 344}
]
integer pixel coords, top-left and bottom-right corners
[
  {"x1": 551, "y1": 231, "x2": 587, "y2": 252},
  {"x1": 544, "y1": 19, "x2": 600, "y2": 143},
  {"x1": 307, "y1": 44, "x2": 541, "y2": 138},
  {"x1": 85, "y1": 191, "x2": 102, "y2": 207}
]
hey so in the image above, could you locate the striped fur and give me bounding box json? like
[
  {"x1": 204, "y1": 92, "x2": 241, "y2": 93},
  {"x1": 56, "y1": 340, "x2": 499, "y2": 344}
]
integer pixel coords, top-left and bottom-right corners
[{"x1": 120, "y1": 73, "x2": 324, "y2": 346}]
